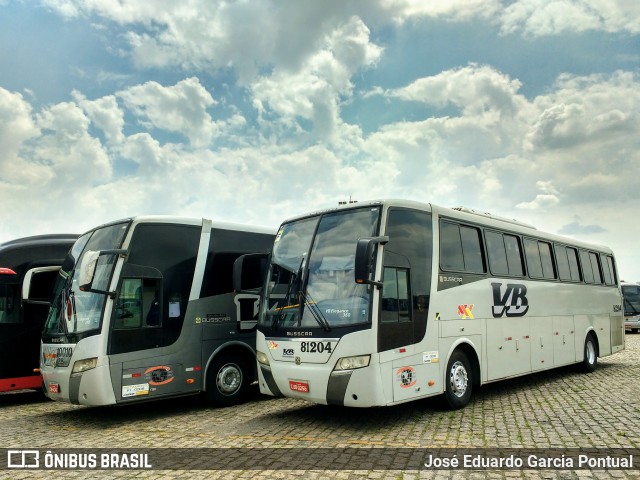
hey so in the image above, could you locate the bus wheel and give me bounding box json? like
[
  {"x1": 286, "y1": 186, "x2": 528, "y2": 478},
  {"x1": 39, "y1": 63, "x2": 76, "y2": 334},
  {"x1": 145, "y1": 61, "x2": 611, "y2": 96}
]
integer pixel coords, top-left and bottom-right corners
[
  {"x1": 444, "y1": 350, "x2": 472, "y2": 410},
  {"x1": 205, "y1": 355, "x2": 250, "y2": 407},
  {"x1": 580, "y1": 334, "x2": 598, "y2": 373}
]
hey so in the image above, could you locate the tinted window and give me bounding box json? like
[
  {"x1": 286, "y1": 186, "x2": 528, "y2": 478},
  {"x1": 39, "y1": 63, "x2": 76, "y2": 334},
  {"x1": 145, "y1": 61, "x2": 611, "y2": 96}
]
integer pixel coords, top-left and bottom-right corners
[
  {"x1": 525, "y1": 239, "x2": 556, "y2": 280},
  {"x1": 440, "y1": 221, "x2": 484, "y2": 273},
  {"x1": 504, "y1": 235, "x2": 525, "y2": 276},
  {"x1": 201, "y1": 229, "x2": 274, "y2": 297},
  {"x1": 555, "y1": 245, "x2": 571, "y2": 281},
  {"x1": 460, "y1": 226, "x2": 485, "y2": 273},
  {"x1": 603, "y1": 256, "x2": 616, "y2": 286},
  {"x1": 440, "y1": 221, "x2": 464, "y2": 270},
  {"x1": 580, "y1": 250, "x2": 594, "y2": 283},
  {"x1": 567, "y1": 247, "x2": 581, "y2": 282},
  {"x1": 524, "y1": 239, "x2": 543, "y2": 278},
  {"x1": 381, "y1": 267, "x2": 411, "y2": 323},
  {"x1": 589, "y1": 252, "x2": 603, "y2": 284},
  {"x1": 486, "y1": 231, "x2": 508, "y2": 275},
  {"x1": 539, "y1": 242, "x2": 555, "y2": 279}
]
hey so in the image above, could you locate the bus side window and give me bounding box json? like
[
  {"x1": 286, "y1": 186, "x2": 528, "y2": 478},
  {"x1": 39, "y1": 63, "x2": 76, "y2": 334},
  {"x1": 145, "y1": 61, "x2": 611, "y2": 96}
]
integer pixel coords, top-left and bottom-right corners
[
  {"x1": 114, "y1": 278, "x2": 143, "y2": 329},
  {"x1": 589, "y1": 252, "x2": 603, "y2": 284},
  {"x1": 381, "y1": 267, "x2": 411, "y2": 323},
  {"x1": 579, "y1": 249, "x2": 595, "y2": 284},
  {"x1": 486, "y1": 231, "x2": 524, "y2": 276},
  {"x1": 603, "y1": 255, "x2": 616, "y2": 286},
  {"x1": 114, "y1": 278, "x2": 161, "y2": 329},
  {"x1": 440, "y1": 221, "x2": 485, "y2": 273},
  {"x1": 525, "y1": 239, "x2": 557, "y2": 280},
  {"x1": 566, "y1": 247, "x2": 581, "y2": 282},
  {"x1": 440, "y1": 221, "x2": 464, "y2": 271},
  {"x1": 555, "y1": 244, "x2": 571, "y2": 281}
]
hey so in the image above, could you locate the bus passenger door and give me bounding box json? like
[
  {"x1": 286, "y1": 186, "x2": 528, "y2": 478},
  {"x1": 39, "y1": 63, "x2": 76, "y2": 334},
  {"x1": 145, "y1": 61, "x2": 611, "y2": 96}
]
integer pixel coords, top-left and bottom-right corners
[
  {"x1": 379, "y1": 262, "x2": 414, "y2": 351},
  {"x1": 378, "y1": 208, "x2": 433, "y2": 403}
]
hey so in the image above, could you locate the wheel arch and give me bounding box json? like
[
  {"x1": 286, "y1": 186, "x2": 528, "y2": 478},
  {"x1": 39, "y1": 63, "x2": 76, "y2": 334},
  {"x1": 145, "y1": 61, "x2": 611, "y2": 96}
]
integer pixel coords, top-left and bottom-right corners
[
  {"x1": 583, "y1": 328, "x2": 600, "y2": 357},
  {"x1": 445, "y1": 339, "x2": 481, "y2": 387},
  {"x1": 203, "y1": 341, "x2": 256, "y2": 392}
]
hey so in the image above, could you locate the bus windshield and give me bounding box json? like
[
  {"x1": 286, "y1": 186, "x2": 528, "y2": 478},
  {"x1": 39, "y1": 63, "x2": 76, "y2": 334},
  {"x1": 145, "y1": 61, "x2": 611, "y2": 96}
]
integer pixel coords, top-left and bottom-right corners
[
  {"x1": 44, "y1": 222, "x2": 129, "y2": 337},
  {"x1": 623, "y1": 284, "x2": 640, "y2": 315},
  {"x1": 261, "y1": 206, "x2": 380, "y2": 330}
]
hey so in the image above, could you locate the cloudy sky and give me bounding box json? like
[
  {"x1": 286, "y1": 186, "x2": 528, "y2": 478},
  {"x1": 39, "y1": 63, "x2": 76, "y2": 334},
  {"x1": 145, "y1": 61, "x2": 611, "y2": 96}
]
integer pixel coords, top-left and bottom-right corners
[{"x1": 1, "y1": 0, "x2": 639, "y2": 281}]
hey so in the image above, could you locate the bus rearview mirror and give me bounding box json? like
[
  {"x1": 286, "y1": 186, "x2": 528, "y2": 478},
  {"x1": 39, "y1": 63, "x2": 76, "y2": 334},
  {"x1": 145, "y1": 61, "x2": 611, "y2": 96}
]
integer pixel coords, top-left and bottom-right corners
[
  {"x1": 354, "y1": 236, "x2": 388, "y2": 288},
  {"x1": 233, "y1": 253, "x2": 269, "y2": 292},
  {"x1": 78, "y1": 249, "x2": 127, "y2": 296}
]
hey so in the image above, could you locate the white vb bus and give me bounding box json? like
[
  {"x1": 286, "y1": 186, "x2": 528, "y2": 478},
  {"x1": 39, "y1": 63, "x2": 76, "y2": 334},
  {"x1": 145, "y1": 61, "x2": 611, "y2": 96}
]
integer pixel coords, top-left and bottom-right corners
[
  {"x1": 241, "y1": 200, "x2": 624, "y2": 409},
  {"x1": 41, "y1": 216, "x2": 274, "y2": 407}
]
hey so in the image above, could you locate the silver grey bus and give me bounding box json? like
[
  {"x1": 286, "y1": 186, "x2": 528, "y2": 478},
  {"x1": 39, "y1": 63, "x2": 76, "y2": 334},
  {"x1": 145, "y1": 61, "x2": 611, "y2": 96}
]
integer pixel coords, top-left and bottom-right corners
[
  {"x1": 40, "y1": 216, "x2": 274, "y2": 406},
  {"x1": 249, "y1": 200, "x2": 624, "y2": 409}
]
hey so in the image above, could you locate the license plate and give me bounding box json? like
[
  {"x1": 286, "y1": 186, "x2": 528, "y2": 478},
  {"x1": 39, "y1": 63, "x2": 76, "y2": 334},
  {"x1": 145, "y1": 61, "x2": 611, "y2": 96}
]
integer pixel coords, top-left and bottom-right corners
[
  {"x1": 289, "y1": 380, "x2": 309, "y2": 393},
  {"x1": 48, "y1": 383, "x2": 59, "y2": 394}
]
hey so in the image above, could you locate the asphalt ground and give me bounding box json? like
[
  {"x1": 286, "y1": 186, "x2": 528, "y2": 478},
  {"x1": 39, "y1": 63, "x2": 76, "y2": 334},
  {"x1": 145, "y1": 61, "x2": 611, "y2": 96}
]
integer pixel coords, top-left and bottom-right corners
[{"x1": 1, "y1": 334, "x2": 640, "y2": 479}]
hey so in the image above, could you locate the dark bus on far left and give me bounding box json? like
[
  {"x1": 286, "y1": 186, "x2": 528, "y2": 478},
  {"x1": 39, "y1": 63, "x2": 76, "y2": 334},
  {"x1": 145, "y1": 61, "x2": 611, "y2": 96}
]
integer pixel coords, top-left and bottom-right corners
[{"x1": 0, "y1": 234, "x2": 78, "y2": 392}]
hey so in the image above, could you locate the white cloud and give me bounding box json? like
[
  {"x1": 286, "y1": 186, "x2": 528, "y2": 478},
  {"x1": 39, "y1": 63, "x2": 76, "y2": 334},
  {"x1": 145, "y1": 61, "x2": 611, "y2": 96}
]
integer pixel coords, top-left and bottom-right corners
[
  {"x1": 500, "y1": 0, "x2": 640, "y2": 36},
  {"x1": 378, "y1": 0, "x2": 503, "y2": 24},
  {"x1": 117, "y1": 77, "x2": 219, "y2": 148},
  {"x1": 250, "y1": 16, "x2": 381, "y2": 145},
  {"x1": 0, "y1": 88, "x2": 39, "y2": 168},
  {"x1": 73, "y1": 91, "x2": 125, "y2": 145}
]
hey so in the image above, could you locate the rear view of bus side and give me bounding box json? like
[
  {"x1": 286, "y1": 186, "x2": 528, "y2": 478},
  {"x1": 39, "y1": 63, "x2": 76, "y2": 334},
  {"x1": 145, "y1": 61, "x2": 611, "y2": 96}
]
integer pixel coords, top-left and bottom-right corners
[
  {"x1": 252, "y1": 200, "x2": 624, "y2": 409},
  {"x1": 40, "y1": 216, "x2": 274, "y2": 407},
  {"x1": 0, "y1": 234, "x2": 78, "y2": 392}
]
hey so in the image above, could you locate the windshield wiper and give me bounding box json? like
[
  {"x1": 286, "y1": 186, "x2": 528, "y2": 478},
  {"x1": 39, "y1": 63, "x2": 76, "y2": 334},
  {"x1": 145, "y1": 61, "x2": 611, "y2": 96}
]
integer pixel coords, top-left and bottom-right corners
[
  {"x1": 271, "y1": 257, "x2": 305, "y2": 330},
  {"x1": 303, "y1": 291, "x2": 331, "y2": 332}
]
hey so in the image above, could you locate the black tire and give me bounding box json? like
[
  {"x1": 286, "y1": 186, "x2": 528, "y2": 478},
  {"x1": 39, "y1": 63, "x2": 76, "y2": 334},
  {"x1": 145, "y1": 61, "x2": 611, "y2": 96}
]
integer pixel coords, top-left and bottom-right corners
[
  {"x1": 205, "y1": 355, "x2": 252, "y2": 407},
  {"x1": 443, "y1": 350, "x2": 472, "y2": 410},
  {"x1": 580, "y1": 333, "x2": 598, "y2": 373}
]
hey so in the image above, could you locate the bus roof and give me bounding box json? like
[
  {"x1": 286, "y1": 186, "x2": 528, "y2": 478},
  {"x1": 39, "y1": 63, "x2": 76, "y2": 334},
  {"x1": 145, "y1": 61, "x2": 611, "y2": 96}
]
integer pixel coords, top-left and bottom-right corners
[
  {"x1": 0, "y1": 234, "x2": 79, "y2": 273},
  {"x1": 279, "y1": 199, "x2": 614, "y2": 255},
  {"x1": 0, "y1": 234, "x2": 79, "y2": 250},
  {"x1": 84, "y1": 215, "x2": 276, "y2": 236}
]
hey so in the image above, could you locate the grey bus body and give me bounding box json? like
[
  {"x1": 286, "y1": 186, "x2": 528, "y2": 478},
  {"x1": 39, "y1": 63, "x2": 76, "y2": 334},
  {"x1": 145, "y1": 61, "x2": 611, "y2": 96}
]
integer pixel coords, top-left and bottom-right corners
[
  {"x1": 0, "y1": 234, "x2": 78, "y2": 392},
  {"x1": 40, "y1": 216, "x2": 274, "y2": 406}
]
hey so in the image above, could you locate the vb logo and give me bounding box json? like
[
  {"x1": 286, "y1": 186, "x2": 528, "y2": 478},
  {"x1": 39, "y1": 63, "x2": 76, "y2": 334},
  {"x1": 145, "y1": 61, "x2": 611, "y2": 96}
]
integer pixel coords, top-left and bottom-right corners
[{"x1": 491, "y1": 283, "x2": 529, "y2": 318}]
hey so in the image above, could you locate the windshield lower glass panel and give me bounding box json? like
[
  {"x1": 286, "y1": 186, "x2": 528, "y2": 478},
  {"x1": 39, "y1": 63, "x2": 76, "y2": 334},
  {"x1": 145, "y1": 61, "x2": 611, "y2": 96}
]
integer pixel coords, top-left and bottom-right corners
[
  {"x1": 44, "y1": 222, "x2": 129, "y2": 337},
  {"x1": 261, "y1": 206, "x2": 380, "y2": 330}
]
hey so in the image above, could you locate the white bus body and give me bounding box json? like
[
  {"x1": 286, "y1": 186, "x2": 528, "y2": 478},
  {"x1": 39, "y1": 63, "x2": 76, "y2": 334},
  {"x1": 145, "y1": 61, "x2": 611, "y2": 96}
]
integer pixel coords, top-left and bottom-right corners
[
  {"x1": 40, "y1": 216, "x2": 274, "y2": 406},
  {"x1": 252, "y1": 200, "x2": 624, "y2": 408}
]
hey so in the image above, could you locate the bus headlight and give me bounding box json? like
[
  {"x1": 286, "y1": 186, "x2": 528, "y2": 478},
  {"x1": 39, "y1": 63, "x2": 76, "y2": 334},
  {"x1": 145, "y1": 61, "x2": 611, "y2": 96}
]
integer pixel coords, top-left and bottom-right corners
[
  {"x1": 333, "y1": 355, "x2": 370, "y2": 371},
  {"x1": 71, "y1": 358, "x2": 97, "y2": 375},
  {"x1": 256, "y1": 351, "x2": 270, "y2": 366}
]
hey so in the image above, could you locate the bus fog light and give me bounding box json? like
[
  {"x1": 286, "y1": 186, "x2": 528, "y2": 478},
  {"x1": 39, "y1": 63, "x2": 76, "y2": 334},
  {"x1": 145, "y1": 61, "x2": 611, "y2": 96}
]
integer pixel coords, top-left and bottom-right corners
[
  {"x1": 256, "y1": 351, "x2": 270, "y2": 366},
  {"x1": 71, "y1": 358, "x2": 97, "y2": 375},
  {"x1": 334, "y1": 355, "x2": 370, "y2": 371}
]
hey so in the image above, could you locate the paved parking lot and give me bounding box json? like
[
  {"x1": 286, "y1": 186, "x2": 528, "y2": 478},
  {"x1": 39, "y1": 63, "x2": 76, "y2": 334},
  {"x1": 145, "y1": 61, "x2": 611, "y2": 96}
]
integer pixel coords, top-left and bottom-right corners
[{"x1": 2, "y1": 334, "x2": 640, "y2": 479}]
